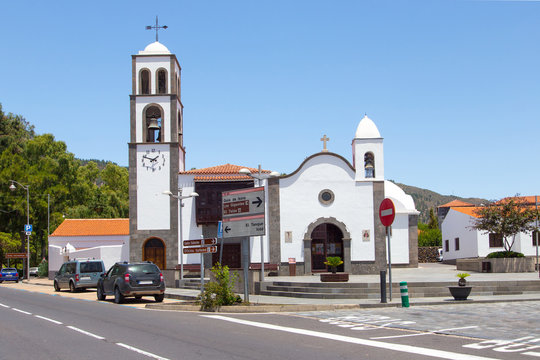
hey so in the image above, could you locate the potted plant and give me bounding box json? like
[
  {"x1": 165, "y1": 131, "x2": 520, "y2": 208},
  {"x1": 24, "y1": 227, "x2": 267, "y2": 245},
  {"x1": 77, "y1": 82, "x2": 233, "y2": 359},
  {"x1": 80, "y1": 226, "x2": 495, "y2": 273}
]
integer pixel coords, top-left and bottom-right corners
[
  {"x1": 449, "y1": 272, "x2": 472, "y2": 300},
  {"x1": 324, "y1": 256, "x2": 344, "y2": 274},
  {"x1": 320, "y1": 256, "x2": 348, "y2": 282}
]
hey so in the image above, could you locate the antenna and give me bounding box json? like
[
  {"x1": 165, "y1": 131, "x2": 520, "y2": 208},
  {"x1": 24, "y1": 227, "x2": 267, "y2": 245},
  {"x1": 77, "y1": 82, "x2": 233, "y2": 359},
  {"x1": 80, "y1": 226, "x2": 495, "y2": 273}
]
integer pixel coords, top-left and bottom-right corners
[{"x1": 146, "y1": 16, "x2": 168, "y2": 42}]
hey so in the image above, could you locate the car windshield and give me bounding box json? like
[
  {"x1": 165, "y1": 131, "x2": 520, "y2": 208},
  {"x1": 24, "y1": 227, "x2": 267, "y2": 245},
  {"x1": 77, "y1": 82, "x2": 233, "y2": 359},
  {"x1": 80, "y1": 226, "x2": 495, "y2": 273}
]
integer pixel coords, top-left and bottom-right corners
[
  {"x1": 80, "y1": 262, "x2": 103, "y2": 273},
  {"x1": 127, "y1": 264, "x2": 159, "y2": 274}
]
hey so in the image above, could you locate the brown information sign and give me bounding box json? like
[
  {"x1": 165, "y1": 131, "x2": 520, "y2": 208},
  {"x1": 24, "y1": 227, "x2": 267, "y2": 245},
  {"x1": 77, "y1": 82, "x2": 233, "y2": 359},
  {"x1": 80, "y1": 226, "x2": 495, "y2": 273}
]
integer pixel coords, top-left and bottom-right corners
[{"x1": 6, "y1": 253, "x2": 27, "y2": 259}]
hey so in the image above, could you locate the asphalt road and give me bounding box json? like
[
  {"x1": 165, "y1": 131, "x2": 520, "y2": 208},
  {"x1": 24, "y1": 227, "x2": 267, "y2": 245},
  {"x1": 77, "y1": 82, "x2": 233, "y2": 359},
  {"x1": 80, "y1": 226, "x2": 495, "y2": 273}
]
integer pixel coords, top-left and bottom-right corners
[{"x1": 1, "y1": 284, "x2": 537, "y2": 360}]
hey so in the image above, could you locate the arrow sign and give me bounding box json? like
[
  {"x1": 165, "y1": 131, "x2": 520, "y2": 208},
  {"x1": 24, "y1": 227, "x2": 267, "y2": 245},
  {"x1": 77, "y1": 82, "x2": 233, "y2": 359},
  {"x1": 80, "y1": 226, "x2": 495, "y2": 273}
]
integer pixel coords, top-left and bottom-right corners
[
  {"x1": 379, "y1": 198, "x2": 396, "y2": 227},
  {"x1": 224, "y1": 226, "x2": 231, "y2": 234},
  {"x1": 183, "y1": 246, "x2": 217, "y2": 254},
  {"x1": 183, "y1": 238, "x2": 217, "y2": 247},
  {"x1": 252, "y1": 197, "x2": 263, "y2": 207}
]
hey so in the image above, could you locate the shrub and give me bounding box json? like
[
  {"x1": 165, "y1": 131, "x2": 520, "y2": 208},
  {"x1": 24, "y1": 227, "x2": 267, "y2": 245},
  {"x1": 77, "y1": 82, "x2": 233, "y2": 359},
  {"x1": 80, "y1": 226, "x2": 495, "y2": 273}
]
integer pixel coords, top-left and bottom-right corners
[
  {"x1": 324, "y1": 256, "x2": 343, "y2": 268},
  {"x1": 38, "y1": 259, "x2": 48, "y2": 277},
  {"x1": 486, "y1": 251, "x2": 524, "y2": 258},
  {"x1": 197, "y1": 263, "x2": 241, "y2": 311}
]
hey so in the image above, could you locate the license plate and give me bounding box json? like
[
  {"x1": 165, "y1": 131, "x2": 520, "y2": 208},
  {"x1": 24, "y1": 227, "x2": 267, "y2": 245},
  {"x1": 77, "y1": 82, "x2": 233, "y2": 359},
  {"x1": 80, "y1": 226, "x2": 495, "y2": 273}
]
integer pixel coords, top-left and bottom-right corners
[
  {"x1": 5, "y1": 275, "x2": 12, "y2": 277},
  {"x1": 81, "y1": 276, "x2": 91, "y2": 281},
  {"x1": 139, "y1": 281, "x2": 153, "y2": 285}
]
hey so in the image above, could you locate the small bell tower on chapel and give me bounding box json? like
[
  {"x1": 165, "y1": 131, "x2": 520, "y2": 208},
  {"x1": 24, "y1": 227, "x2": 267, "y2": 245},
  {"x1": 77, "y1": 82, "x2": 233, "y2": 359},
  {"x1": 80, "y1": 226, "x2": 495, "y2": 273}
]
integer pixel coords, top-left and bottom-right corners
[{"x1": 128, "y1": 18, "x2": 185, "y2": 271}]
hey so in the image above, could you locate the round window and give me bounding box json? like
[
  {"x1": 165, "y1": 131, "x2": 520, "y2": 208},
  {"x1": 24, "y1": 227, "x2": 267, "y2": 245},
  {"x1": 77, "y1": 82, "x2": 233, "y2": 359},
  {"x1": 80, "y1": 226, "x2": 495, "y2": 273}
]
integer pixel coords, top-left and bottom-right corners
[{"x1": 318, "y1": 189, "x2": 335, "y2": 205}]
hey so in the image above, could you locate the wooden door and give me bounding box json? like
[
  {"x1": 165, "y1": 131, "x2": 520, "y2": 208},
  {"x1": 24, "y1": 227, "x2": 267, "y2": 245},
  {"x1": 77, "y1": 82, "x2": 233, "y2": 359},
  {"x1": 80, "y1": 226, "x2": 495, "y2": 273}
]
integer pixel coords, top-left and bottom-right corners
[{"x1": 143, "y1": 238, "x2": 165, "y2": 270}]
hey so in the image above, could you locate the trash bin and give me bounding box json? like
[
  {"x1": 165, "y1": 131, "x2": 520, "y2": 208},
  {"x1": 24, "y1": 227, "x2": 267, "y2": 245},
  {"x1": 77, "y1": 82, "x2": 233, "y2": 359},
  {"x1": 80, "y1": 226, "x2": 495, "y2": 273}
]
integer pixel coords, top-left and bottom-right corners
[{"x1": 288, "y1": 258, "x2": 296, "y2": 276}]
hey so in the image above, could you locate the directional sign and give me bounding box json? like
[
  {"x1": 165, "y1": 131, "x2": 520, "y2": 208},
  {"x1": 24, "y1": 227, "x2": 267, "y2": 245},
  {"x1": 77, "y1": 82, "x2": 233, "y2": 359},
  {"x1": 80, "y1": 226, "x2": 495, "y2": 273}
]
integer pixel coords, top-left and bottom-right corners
[
  {"x1": 183, "y1": 246, "x2": 217, "y2": 254},
  {"x1": 183, "y1": 238, "x2": 217, "y2": 247},
  {"x1": 6, "y1": 253, "x2": 27, "y2": 259},
  {"x1": 222, "y1": 187, "x2": 265, "y2": 217},
  {"x1": 379, "y1": 198, "x2": 396, "y2": 227},
  {"x1": 222, "y1": 214, "x2": 265, "y2": 238}
]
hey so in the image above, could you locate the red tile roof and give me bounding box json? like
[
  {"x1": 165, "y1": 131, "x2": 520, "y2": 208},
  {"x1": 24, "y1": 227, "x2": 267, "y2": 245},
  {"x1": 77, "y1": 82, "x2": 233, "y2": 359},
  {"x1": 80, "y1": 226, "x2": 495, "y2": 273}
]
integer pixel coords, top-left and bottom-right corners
[
  {"x1": 438, "y1": 200, "x2": 474, "y2": 208},
  {"x1": 182, "y1": 164, "x2": 272, "y2": 181},
  {"x1": 451, "y1": 206, "x2": 481, "y2": 218},
  {"x1": 50, "y1": 219, "x2": 129, "y2": 237}
]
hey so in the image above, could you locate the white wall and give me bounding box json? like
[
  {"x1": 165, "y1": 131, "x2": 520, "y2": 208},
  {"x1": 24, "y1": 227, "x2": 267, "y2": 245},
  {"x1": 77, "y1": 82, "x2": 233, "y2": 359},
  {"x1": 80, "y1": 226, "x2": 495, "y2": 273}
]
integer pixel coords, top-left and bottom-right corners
[
  {"x1": 48, "y1": 244, "x2": 128, "y2": 273},
  {"x1": 135, "y1": 57, "x2": 172, "y2": 95},
  {"x1": 353, "y1": 138, "x2": 384, "y2": 181},
  {"x1": 441, "y1": 209, "x2": 479, "y2": 260},
  {"x1": 279, "y1": 154, "x2": 376, "y2": 264},
  {"x1": 135, "y1": 97, "x2": 172, "y2": 143}
]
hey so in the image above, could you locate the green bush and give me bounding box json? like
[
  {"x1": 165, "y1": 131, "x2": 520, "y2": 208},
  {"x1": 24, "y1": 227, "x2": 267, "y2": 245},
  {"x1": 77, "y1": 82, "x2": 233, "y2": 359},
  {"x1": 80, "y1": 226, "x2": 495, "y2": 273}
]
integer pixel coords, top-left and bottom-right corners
[
  {"x1": 197, "y1": 263, "x2": 241, "y2": 311},
  {"x1": 486, "y1": 251, "x2": 524, "y2": 258},
  {"x1": 418, "y1": 227, "x2": 442, "y2": 247},
  {"x1": 38, "y1": 259, "x2": 48, "y2": 277}
]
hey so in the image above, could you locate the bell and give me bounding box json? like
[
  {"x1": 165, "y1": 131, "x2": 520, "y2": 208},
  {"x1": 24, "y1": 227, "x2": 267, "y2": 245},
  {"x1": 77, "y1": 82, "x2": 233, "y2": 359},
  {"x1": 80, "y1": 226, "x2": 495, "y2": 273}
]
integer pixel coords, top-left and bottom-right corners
[{"x1": 148, "y1": 117, "x2": 160, "y2": 130}]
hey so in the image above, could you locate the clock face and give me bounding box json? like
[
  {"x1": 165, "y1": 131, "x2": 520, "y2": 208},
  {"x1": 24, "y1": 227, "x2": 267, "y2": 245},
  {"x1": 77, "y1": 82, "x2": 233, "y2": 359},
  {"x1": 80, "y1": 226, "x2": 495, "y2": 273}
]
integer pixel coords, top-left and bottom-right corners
[{"x1": 141, "y1": 148, "x2": 166, "y2": 172}]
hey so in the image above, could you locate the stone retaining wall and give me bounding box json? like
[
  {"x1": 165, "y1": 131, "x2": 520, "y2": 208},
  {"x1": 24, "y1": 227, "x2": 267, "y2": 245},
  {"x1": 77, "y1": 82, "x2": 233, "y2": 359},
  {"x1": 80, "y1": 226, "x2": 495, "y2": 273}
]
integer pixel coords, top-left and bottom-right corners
[{"x1": 418, "y1": 246, "x2": 440, "y2": 263}]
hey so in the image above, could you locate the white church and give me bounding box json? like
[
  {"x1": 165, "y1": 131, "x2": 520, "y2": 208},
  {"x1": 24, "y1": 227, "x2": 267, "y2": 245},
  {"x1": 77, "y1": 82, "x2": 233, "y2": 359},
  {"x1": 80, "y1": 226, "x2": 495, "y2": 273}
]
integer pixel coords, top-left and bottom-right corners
[{"x1": 49, "y1": 39, "x2": 419, "y2": 283}]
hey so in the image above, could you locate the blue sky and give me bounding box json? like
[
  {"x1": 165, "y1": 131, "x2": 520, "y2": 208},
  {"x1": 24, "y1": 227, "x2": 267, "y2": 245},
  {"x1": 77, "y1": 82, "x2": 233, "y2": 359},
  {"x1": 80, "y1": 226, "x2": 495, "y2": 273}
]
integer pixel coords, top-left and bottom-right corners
[{"x1": 1, "y1": 0, "x2": 538, "y2": 200}]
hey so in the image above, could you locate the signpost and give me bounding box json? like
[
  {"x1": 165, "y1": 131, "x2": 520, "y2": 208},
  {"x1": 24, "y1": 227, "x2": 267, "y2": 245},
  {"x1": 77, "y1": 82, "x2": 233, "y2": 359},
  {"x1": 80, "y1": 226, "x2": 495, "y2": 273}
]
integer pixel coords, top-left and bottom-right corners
[
  {"x1": 379, "y1": 198, "x2": 396, "y2": 302},
  {"x1": 6, "y1": 253, "x2": 27, "y2": 259},
  {"x1": 183, "y1": 238, "x2": 217, "y2": 293}
]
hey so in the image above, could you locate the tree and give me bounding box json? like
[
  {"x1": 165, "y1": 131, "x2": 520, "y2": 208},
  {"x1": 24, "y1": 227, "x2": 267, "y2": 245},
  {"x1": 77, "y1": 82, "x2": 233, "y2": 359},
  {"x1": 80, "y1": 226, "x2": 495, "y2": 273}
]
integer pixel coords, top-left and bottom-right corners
[
  {"x1": 472, "y1": 197, "x2": 537, "y2": 253},
  {"x1": 418, "y1": 222, "x2": 442, "y2": 247},
  {"x1": 427, "y1": 208, "x2": 439, "y2": 229}
]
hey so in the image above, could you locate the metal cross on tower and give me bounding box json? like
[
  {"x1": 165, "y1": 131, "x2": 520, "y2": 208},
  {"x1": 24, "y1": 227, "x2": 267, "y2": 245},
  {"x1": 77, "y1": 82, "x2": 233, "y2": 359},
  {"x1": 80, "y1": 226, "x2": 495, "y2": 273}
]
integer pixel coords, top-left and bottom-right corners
[{"x1": 146, "y1": 16, "x2": 168, "y2": 42}]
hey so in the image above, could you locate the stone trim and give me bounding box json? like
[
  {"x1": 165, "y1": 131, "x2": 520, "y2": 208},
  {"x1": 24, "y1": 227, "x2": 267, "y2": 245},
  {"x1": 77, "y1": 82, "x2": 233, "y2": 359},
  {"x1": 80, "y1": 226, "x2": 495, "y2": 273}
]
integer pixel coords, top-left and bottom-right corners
[{"x1": 302, "y1": 217, "x2": 352, "y2": 274}]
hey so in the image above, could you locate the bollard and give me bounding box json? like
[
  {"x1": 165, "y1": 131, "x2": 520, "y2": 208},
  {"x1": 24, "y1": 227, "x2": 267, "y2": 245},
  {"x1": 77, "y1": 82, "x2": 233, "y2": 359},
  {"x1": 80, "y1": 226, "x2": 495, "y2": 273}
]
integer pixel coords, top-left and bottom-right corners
[
  {"x1": 400, "y1": 281, "x2": 409, "y2": 308},
  {"x1": 380, "y1": 270, "x2": 387, "y2": 303}
]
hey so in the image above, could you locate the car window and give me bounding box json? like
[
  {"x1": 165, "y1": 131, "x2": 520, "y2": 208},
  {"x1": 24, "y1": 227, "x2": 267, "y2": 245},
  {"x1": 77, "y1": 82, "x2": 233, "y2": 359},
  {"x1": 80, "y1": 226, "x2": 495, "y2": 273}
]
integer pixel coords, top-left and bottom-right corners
[
  {"x1": 59, "y1": 264, "x2": 66, "y2": 274},
  {"x1": 80, "y1": 262, "x2": 103, "y2": 273},
  {"x1": 67, "y1": 263, "x2": 76, "y2": 274},
  {"x1": 128, "y1": 264, "x2": 159, "y2": 274},
  {"x1": 111, "y1": 266, "x2": 121, "y2": 276}
]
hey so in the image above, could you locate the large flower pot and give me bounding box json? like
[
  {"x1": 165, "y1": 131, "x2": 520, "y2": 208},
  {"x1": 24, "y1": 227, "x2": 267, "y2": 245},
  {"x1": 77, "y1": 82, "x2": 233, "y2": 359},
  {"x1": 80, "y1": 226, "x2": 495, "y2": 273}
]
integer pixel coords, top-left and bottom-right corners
[
  {"x1": 320, "y1": 273, "x2": 349, "y2": 282},
  {"x1": 449, "y1": 286, "x2": 472, "y2": 300}
]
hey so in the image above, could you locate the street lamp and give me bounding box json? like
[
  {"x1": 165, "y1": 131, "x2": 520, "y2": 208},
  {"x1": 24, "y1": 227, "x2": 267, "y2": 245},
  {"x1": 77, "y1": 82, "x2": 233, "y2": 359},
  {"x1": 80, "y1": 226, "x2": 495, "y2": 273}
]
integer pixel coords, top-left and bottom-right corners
[
  {"x1": 239, "y1": 165, "x2": 280, "y2": 282},
  {"x1": 9, "y1": 180, "x2": 30, "y2": 281},
  {"x1": 163, "y1": 189, "x2": 199, "y2": 280}
]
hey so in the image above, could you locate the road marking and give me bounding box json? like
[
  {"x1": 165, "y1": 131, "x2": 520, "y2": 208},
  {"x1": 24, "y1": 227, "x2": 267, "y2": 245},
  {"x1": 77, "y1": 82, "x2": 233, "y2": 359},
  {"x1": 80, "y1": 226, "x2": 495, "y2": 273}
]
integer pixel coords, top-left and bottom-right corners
[
  {"x1": 12, "y1": 308, "x2": 32, "y2": 315},
  {"x1": 116, "y1": 343, "x2": 170, "y2": 360},
  {"x1": 524, "y1": 351, "x2": 540, "y2": 357},
  {"x1": 0, "y1": 303, "x2": 10, "y2": 308},
  {"x1": 203, "y1": 315, "x2": 500, "y2": 360},
  {"x1": 67, "y1": 326, "x2": 105, "y2": 340},
  {"x1": 35, "y1": 315, "x2": 63, "y2": 325},
  {"x1": 371, "y1": 326, "x2": 479, "y2": 339}
]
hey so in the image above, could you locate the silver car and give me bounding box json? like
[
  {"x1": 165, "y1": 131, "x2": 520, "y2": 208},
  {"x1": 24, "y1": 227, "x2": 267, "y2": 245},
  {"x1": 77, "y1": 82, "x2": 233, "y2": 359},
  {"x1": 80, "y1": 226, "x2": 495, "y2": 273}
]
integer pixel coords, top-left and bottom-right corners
[{"x1": 54, "y1": 259, "x2": 105, "y2": 292}]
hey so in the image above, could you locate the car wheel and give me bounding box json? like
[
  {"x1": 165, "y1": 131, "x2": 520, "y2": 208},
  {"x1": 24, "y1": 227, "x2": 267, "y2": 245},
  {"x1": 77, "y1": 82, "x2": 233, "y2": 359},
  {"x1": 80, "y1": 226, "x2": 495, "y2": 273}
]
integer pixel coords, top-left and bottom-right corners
[
  {"x1": 114, "y1": 287, "x2": 124, "y2": 304},
  {"x1": 53, "y1": 281, "x2": 60, "y2": 291},
  {"x1": 16, "y1": 280, "x2": 19, "y2": 283},
  {"x1": 134, "y1": 295, "x2": 142, "y2": 300},
  {"x1": 69, "y1": 281, "x2": 77, "y2": 293},
  {"x1": 0, "y1": 281, "x2": 3, "y2": 284},
  {"x1": 154, "y1": 294, "x2": 164, "y2": 303},
  {"x1": 97, "y1": 285, "x2": 106, "y2": 301}
]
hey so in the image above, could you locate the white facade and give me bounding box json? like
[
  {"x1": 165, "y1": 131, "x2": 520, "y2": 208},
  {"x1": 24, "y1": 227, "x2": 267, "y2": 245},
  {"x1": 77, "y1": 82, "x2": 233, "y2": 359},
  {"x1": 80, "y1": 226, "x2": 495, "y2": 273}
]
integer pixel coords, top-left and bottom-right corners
[{"x1": 441, "y1": 207, "x2": 537, "y2": 260}]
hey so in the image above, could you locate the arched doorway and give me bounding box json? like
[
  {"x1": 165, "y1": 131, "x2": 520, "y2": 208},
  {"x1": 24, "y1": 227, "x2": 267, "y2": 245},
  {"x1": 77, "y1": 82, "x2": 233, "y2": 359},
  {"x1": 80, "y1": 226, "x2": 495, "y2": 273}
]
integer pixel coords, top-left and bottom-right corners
[
  {"x1": 143, "y1": 238, "x2": 165, "y2": 270},
  {"x1": 311, "y1": 223, "x2": 344, "y2": 272}
]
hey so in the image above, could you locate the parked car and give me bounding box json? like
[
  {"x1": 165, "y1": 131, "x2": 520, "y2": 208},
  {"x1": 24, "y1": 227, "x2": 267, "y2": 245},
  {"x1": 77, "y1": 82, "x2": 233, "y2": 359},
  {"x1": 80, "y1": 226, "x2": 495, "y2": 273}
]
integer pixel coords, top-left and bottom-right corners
[
  {"x1": 54, "y1": 259, "x2": 105, "y2": 292},
  {"x1": 29, "y1": 267, "x2": 39, "y2": 277},
  {"x1": 0, "y1": 268, "x2": 20, "y2": 283},
  {"x1": 97, "y1": 261, "x2": 165, "y2": 304}
]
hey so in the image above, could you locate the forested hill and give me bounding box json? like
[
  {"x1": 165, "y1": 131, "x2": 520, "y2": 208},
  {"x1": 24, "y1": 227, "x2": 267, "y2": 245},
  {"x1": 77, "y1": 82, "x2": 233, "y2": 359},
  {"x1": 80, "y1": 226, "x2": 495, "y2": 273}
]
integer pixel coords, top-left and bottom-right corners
[{"x1": 394, "y1": 182, "x2": 487, "y2": 223}]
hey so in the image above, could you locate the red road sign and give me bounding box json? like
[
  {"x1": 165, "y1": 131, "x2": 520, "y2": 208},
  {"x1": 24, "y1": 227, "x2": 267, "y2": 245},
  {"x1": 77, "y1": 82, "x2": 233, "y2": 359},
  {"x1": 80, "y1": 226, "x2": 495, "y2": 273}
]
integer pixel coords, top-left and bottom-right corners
[
  {"x1": 183, "y1": 246, "x2": 217, "y2": 254},
  {"x1": 379, "y1": 198, "x2": 396, "y2": 227},
  {"x1": 183, "y1": 238, "x2": 217, "y2": 247},
  {"x1": 6, "y1": 253, "x2": 27, "y2": 259}
]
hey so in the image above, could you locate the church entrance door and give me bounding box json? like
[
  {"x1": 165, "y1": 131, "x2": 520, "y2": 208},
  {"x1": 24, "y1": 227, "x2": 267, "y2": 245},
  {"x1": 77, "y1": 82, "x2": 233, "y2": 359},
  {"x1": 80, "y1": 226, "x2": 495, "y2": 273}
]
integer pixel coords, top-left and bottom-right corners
[
  {"x1": 311, "y1": 223, "x2": 344, "y2": 272},
  {"x1": 143, "y1": 238, "x2": 165, "y2": 270}
]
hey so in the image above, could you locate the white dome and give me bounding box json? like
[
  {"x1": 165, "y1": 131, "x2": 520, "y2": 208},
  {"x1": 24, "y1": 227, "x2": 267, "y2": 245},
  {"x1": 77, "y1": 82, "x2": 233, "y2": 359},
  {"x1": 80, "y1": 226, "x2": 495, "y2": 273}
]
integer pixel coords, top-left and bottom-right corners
[
  {"x1": 139, "y1": 41, "x2": 171, "y2": 55},
  {"x1": 354, "y1": 115, "x2": 381, "y2": 139}
]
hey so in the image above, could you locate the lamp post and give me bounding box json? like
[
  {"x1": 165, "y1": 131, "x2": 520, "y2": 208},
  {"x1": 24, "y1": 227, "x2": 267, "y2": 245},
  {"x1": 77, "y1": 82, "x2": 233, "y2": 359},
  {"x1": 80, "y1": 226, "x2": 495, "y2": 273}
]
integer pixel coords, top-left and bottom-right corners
[
  {"x1": 9, "y1": 180, "x2": 30, "y2": 281},
  {"x1": 239, "y1": 165, "x2": 280, "y2": 282},
  {"x1": 163, "y1": 189, "x2": 199, "y2": 280}
]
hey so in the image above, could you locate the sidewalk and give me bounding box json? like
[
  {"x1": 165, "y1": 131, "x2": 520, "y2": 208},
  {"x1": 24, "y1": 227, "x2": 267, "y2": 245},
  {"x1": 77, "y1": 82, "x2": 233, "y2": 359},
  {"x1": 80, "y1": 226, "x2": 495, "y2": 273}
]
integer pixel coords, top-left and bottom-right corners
[{"x1": 15, "y1": 263, "x2": 540, "y2": 312}]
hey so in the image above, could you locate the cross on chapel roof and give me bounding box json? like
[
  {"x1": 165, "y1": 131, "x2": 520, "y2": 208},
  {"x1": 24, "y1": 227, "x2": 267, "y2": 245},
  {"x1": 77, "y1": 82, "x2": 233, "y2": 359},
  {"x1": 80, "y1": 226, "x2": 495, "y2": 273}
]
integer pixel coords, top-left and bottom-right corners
[
  {"x1": 146, "y1": 16, "x2": 168, "y2": 42},
  {"x1": 320, "y1": 134, "x2": 330, "y2": 152}
]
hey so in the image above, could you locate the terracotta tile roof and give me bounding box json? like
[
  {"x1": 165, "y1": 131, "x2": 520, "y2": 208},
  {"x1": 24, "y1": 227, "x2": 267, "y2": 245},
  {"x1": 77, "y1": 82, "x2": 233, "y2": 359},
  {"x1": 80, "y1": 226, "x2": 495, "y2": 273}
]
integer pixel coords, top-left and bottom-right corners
[
  {"x1": 182, "y1": 164, "x2": 272, "y2": 181},
  {"x1": 438, "y1": 200, "x2": 474, "y2": 208},
  {"x1": 497, "y1": 195, "x2": 540, "y2": 205},
  {"x1": 50, "y1": 219, "x2": 129, "y2": 237},
  {"x1": 451, "y1": 206, "x2": 481, "y2": 218}
]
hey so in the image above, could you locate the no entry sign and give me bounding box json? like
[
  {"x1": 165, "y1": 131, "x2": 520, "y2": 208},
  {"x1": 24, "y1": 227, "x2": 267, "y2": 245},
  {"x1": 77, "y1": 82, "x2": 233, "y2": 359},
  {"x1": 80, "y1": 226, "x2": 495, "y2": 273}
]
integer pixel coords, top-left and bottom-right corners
[{"x1": 379, "y1": 198, "x2": 396, "y2": 227}]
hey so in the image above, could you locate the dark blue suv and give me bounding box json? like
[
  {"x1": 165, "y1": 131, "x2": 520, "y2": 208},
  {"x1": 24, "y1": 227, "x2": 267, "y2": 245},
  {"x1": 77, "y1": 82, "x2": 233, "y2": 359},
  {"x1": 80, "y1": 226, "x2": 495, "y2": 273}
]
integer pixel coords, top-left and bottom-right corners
[{"x1": 97, "y1": 262, "x2": 165, "y2": 304}]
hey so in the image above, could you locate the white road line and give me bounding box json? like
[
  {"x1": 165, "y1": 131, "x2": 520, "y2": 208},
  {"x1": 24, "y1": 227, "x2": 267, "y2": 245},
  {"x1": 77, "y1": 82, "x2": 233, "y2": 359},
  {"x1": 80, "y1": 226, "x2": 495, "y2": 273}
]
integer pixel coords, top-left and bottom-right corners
[
  {"x1": 116, "y1": 343, "x2": 170, "y2": 360},
  {"x1": 0, "y1": 303, "x2": 10, "y2": 308},
  {"x1": 35, "y1": 315, "x2": 63, "y2": 325},
  {"x1": 524, "y1": 351, "x2": 540, "y2": 357},
  {"x1": 203, "y1": 315, "x2": 500, "y2": 360},
  {"x1": 371, "y1": 326, "x2": 479, "y2": 339},
  {"x1": 12, "y1": 308, "x2": 32, "y2": 315},
  {"x1": 66, "y1": 326, "x2": 105, "y2": 340}
]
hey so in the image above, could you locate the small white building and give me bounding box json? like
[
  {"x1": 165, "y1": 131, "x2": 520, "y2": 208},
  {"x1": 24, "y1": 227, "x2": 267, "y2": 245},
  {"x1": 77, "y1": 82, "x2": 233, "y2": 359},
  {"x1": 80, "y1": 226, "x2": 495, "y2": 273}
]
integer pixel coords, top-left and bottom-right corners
[
  {"x1": 48, "y1": 219, "x2": 129, "y2": 278},
  {"x1": 441, "y1": 197, "x2": 539, "y2": 262}
]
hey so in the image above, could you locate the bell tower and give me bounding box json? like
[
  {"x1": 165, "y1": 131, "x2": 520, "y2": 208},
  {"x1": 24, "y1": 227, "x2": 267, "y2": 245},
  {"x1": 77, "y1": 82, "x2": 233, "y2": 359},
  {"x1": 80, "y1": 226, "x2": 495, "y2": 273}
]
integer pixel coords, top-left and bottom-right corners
[{"x1": 128, "y1": 39, "x2": 185, "y2": 271}]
